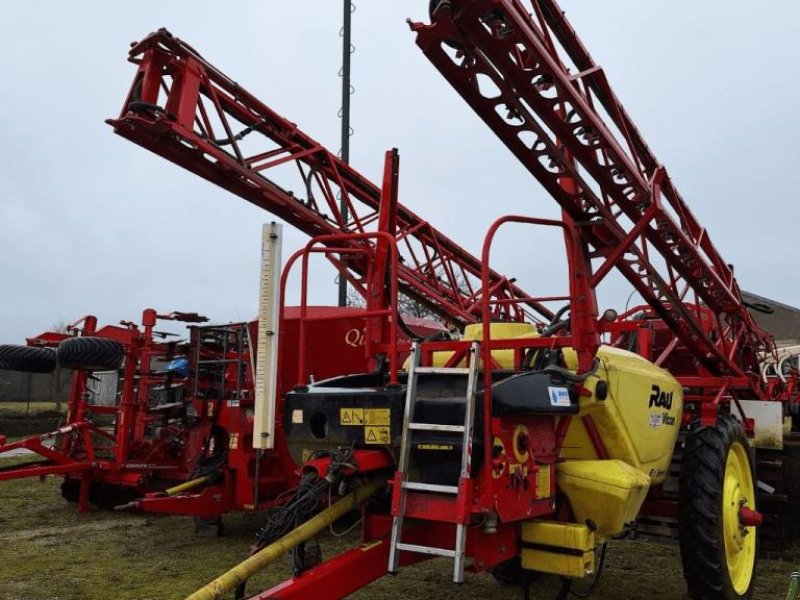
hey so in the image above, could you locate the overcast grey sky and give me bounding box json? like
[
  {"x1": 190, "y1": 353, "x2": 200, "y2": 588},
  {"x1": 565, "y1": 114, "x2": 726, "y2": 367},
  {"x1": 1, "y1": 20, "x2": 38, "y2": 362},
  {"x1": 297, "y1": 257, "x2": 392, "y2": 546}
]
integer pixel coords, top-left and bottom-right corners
[{"x1": 1, "y1": 2, "x2": 798, "y2": 342}]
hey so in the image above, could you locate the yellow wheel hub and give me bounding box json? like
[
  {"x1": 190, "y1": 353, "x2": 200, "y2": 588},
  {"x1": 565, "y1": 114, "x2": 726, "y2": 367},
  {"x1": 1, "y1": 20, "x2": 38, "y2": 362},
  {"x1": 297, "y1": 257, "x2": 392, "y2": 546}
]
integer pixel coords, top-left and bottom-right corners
[{"x1": 722, "y1": 441, "x2": 756, "y2": 595}]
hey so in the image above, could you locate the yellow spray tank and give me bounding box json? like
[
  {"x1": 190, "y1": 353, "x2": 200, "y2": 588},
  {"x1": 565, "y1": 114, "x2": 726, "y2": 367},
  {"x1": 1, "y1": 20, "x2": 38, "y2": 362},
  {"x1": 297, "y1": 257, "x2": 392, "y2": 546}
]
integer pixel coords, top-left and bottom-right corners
[
  {"x1": 408, "y1": 324, "x2": 683, "y2": 540},
  {"x1": 517, "y1": 345, "x2": 683, "y2": 576},
  {"x1": 408, "y1": 321, "x2": 540, "y2": 369},
  {"x1": 554, "y1": 346, "x2": 683, "y2": 538}
]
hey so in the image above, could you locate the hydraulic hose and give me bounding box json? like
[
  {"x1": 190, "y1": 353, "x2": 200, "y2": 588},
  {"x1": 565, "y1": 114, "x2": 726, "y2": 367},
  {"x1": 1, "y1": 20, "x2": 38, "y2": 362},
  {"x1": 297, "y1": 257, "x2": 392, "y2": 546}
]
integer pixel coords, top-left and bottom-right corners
[
  {"x1": 786, "y1": 569, "x2": 800, "y2": 600},
  {"x1": 114, "y1": 475, "x2": 214, "y2": 511},
  {"x1": 185, "y1": 477, "x2": 387, "y2": 600},
  {"x1": 163, "y1": 476, "x2": 211, "y2": 496}
]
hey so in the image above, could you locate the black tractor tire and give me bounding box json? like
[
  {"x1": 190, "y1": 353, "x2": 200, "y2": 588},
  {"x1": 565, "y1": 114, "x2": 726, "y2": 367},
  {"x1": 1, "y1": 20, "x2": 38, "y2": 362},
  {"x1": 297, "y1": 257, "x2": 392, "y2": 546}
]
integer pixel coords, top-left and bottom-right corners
[
  {"x1": 57, "y1": 337, "x2": 125, "y2": 371},
  {"x1": 90, "y1": 482, "x2": 139, "y2": 511},
  {"x1": 679, "y1": 415, "x2": 757, "y2": 600},
  {"x1": 0, "y1": 344, "x2": 56, "y2": 374},
  {"x1": 61, "y1": 478, "x2": 138, "y2": 510},
  {"x1": 60, "y1": 478, "x2": 80, "y2": 504}
]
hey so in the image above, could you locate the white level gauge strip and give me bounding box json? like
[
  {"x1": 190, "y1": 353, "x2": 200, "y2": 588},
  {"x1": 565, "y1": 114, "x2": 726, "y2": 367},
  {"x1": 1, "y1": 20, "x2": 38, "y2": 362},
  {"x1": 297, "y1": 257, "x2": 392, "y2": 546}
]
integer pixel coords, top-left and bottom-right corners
[{"x1": 253, "y1": 222, "x2": 282, "y2": 450}]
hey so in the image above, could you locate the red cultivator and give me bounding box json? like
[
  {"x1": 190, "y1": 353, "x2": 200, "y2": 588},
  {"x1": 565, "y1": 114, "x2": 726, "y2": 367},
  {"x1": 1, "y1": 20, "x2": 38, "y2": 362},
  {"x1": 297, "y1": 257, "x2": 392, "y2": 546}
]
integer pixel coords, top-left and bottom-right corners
[{"x1": 0, "y1": 306, "x2": 444, "y2": 518}]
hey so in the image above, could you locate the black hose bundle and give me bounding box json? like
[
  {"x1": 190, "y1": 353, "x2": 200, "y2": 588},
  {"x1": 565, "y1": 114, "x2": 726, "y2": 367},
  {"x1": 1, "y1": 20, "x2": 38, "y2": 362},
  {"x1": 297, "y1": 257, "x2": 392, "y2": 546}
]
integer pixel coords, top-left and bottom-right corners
[
  {"x1": 190, "y1": 425, "x2": 228, "y2": 484},
  {"x1": 251, "y1": 446, "x2": 356, "y2": 553}
]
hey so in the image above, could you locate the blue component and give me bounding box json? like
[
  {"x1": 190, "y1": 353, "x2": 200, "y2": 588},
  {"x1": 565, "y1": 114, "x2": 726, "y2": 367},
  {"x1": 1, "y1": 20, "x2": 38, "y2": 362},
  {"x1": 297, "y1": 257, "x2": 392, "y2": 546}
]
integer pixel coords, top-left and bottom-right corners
[{"x1": 166, "y1": 357, "x2": 189, "y2": 377}]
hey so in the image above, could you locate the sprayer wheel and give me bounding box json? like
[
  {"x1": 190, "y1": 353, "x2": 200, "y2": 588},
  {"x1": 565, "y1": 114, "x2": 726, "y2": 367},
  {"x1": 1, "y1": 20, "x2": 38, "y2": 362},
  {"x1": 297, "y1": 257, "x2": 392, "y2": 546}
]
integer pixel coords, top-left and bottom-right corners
[
  {"x1": 679, "y1": 415, "x2": 757, "y2": 599},
  {"x1": 57, "y1": 337, "x2": 124, "y2": 371},
  {"x1": 0, "y1": 344, "x2": 56, "y2": 373}
]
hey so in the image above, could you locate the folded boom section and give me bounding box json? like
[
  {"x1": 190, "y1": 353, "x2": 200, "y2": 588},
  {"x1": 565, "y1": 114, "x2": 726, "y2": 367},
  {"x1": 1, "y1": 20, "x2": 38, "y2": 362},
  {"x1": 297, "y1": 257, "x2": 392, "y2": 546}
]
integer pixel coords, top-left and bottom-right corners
[
  {"x1": 107, "y1": 29, "x2": 551, "y2": 326},
  {"x1": 412, "y1": 0, "x2": 774, "y2": 392}
]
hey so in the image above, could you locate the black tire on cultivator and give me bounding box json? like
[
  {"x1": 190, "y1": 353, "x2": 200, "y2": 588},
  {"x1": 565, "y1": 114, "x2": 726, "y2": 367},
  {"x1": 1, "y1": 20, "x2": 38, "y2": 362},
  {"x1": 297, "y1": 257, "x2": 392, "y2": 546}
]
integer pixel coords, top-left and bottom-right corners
[
  {"x1": 61, "y1": 477, "x2": 139, "y2": 510},
  {"x1": 0, "y1": 344, "x2": 56, "y2": 373},
  {"x1": 57, "y1": 337, "x2": 125, "y2": 371},
  {"x1": 60, "y1": 478, "x2": 80, "y2": 504},
  {"x1": 679, "y1": 415, "x2": 757, "y2": 600}
]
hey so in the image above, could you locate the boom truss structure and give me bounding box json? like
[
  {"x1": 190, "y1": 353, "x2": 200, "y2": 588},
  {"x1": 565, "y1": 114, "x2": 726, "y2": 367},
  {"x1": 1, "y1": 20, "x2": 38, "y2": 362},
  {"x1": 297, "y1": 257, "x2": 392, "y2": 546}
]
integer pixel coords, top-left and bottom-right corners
[
  {"x1": 412, "y1": 0, "x2": 776, "y2": 397},
  {"x1": 107, "y1": 29, "x2": 551, "y2": 326}
]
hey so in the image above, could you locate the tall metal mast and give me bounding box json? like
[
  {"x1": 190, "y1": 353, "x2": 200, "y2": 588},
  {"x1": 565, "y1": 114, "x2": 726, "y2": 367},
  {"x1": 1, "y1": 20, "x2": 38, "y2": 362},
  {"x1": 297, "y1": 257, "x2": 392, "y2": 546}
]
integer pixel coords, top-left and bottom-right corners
[{"x1": 337, "y1": 0, "x2": 354, "y2": 306}]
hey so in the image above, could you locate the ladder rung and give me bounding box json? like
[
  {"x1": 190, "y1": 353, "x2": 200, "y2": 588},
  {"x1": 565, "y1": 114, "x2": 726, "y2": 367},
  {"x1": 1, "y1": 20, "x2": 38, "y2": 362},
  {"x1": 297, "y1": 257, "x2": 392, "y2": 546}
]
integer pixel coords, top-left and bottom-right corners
[
  {"x1": 414, "y1": 367, "x2": 471, "y2": 375},
  {"x1": 402, "y1": 481, "x2": 459, "y2": 494},
  {"x1": 408, "y1": 423, "x2": 465, "y2": 433},
  {"x1": 395, "y1": 542, "x2": 456, "y2": 558}
]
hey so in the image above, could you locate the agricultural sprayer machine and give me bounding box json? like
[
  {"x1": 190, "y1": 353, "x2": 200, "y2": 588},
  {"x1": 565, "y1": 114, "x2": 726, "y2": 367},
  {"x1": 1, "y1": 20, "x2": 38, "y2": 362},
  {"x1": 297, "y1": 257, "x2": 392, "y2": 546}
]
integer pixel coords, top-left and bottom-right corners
[
  {"x1": 105, "y1": 3, "x2": 797, "y2": 600},
  {"x1": 2, "y1": 1, "x2": 798, "y2": 598}
]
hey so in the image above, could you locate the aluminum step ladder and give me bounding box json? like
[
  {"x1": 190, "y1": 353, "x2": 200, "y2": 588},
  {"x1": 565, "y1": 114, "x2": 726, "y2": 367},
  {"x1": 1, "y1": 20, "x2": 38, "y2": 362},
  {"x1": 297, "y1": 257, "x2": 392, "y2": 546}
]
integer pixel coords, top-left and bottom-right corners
[{"x1": 387, "y1": 341, "x2": 480, "y2": 583}]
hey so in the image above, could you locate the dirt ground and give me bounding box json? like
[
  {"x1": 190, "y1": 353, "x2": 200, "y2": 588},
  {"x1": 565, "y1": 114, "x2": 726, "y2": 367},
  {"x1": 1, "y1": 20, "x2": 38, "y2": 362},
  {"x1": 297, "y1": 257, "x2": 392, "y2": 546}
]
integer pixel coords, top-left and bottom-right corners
[{"x1": 0, "y1": 457, "x2": 797, "y2": 600}]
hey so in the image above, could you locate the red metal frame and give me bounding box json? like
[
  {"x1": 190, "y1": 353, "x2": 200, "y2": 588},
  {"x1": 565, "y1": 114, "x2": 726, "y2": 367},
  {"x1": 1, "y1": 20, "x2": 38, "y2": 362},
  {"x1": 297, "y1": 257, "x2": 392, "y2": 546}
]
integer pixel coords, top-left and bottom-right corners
[
  {"x1": 280, "y1": 231, "x2": 402, "y2": 387},
  {"x1": 107, "y1": 29, "x2": 552, "y2": 327},
  {"x1": 242, "y1": 216, "x2": 575, "y2": 598},
  {"x1": 478, "y1": 215, "x2": 599, "y2": 500}
]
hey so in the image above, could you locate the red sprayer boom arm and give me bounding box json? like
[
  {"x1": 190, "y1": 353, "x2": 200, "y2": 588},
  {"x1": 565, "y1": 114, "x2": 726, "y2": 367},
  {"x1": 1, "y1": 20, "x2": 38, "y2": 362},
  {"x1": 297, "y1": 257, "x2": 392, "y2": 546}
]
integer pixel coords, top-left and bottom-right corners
[
  {"x1": 412, "y1": 0, "x2": 774, "y2": 394},
  {"x1": 108, "y1": 29, "x2": 551, "y2": 326}
]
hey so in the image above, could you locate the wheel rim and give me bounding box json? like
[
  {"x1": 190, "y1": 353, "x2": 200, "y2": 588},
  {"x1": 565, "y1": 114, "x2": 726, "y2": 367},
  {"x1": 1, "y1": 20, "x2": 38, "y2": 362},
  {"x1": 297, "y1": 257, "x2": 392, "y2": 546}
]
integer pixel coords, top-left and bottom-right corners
[{"x1": 722, "y1": 441, "x2": 756, "y2": 594}]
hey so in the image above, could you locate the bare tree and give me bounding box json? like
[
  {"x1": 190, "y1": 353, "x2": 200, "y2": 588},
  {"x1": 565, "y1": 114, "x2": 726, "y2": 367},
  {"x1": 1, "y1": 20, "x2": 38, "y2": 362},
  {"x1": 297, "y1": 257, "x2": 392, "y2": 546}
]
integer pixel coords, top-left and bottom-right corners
[
  {"x1": 49, "y1": 318, "x2": 70, "y2": 334},
  {"x1": 346, "y1": 287, "x2": 366, "y2": 309},
  {"x1": 346, "y1": 284, "x2": 452, "y2": 326}
]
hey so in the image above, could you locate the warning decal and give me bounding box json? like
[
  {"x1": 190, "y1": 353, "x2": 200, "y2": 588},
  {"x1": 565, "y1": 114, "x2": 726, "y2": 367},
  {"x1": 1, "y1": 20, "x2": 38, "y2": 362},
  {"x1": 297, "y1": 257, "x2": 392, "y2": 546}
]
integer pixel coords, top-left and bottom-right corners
[
  {"x1": 364, "y1": 408, "x2": 390, "y2": 426},
  {"x1": 340, "y1": 408, "x2": 365, "y2": 426},
  {"x1": 364, "y1": 426, "x2": 390, "y2": 445}
]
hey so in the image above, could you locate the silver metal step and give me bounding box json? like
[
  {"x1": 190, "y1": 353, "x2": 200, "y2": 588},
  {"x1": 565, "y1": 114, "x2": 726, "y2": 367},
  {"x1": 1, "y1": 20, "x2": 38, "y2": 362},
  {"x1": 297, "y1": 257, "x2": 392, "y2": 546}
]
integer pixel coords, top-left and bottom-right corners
[
  {"x1": 401, "y1": 481, "x2": 459, "y2": 494},
  {"x1": 408, "y1": 423, "x2": 465, "y2": 433},
  {"x1": 414, "y1": 367, "x2": 470, "y2": 375},
  {"x1": 395, "y1": 542, "x2": 457, "y2": 558}
]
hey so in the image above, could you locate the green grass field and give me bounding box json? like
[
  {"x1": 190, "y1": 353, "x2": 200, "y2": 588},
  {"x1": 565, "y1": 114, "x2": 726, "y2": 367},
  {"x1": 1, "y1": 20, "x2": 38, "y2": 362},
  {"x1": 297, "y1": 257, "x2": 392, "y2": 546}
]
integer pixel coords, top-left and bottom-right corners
[{"x1": 0, "y1": 457, "x2": 797, "y2": 600}]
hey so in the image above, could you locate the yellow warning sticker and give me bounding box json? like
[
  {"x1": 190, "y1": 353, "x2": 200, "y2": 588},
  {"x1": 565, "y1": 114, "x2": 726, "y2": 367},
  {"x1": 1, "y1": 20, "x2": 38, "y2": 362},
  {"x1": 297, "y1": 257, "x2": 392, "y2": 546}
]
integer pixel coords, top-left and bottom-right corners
[
  {"x1": 364, "y1": 408, "x2": 390, "y2": 426},
  {"x1": 536, "y1": 464, "x2": 552, "y2": 499},
  {"x1": 340, "y1": 408, "x2": 365, "y2": 426},
  {"x1": 291, "y1": 409, "x2": 304, "y2": 424},
  {"x1": 364, "y1": 426, "x2": 390, "y2": 445}
]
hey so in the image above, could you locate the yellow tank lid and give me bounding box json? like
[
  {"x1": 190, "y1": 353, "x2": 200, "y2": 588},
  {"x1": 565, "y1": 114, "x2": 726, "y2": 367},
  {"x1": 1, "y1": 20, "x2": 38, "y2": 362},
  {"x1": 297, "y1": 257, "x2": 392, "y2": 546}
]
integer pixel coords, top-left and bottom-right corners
[{"x1": 463, "y1": 322, "x2": 539, "y2": 341}]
